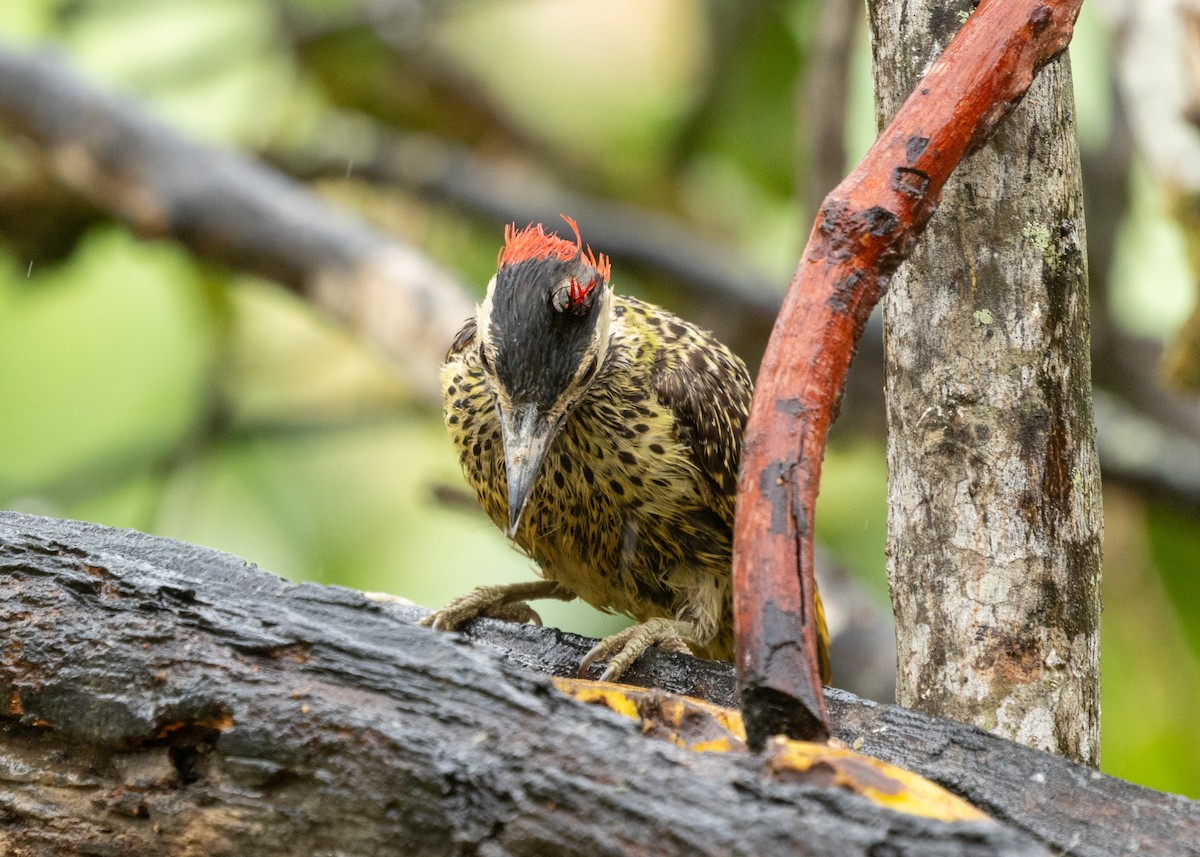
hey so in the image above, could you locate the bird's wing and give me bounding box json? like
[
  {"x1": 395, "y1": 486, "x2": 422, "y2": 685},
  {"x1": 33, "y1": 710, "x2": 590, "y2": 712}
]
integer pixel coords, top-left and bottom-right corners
[
  {"x1": 445, "y1": 317, "x2": 477, "y2": 361},
  {"x1": 653, "y1": 335, "x2": 753, "y2": 523}
]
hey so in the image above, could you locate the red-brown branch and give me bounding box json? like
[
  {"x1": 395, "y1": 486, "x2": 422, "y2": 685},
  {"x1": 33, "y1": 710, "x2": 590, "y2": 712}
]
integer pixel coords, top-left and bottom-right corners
[{"x1": 732, "y1": 0, "x2": 1085, "y2": 747}]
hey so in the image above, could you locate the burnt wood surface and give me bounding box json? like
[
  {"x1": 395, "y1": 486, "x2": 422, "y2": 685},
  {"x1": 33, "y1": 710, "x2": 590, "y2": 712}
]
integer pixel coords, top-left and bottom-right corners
[{"x1": 0, "y1": 512, "x2": 1194, "y2": 856}]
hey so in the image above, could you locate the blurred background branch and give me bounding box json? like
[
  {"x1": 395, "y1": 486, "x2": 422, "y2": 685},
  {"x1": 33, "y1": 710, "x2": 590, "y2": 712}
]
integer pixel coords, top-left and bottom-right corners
[{"x1": 0, "y1": 44, "x2": 472, "y2": 405}]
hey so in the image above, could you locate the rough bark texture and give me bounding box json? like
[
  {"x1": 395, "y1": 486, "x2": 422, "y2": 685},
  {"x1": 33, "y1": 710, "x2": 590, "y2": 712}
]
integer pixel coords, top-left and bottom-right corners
[
  {"x1": 0, "y1": 512, "x2": 1050, "y2": 857},
  {"x1": 869, "y1": 3, "x2": 1103, "y2": 764},
  {"x1": 1, "y1": 513, "x2": 1196, "y2": 856}
]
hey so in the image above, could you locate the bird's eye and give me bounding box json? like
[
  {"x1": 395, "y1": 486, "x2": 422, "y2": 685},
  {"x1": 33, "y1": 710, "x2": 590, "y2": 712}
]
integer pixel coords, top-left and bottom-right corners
[{"x1": 553, "y1": 277, "x2": 599, "y2": 316}]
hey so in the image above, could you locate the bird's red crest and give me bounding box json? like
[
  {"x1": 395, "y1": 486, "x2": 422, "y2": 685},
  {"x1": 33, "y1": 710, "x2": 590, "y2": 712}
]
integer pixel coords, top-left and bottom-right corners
[{"x1": 498, "y1": 215, "x2": 610, "y2": 310}]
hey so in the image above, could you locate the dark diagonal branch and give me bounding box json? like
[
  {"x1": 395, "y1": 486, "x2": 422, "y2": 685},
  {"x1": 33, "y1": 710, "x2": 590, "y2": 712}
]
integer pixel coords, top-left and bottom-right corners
[
  {"x1": 0, "y1": 44, "x2": 472, "y2": 404},
  {"x1": 273, "y1": 126, "x2": 786, "y2": 328}
]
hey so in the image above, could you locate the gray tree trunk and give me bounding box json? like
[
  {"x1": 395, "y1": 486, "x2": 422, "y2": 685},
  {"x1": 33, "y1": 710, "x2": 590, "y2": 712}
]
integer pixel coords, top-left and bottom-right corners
[{"x1": 868, "y1": 1, "x2": 1103, "y2": 765}]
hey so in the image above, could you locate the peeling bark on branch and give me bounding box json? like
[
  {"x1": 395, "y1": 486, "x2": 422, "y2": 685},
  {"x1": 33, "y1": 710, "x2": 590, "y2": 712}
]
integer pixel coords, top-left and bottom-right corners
[
  {"x1": 0, "y1": 513, "x2": 1194, "y2": 855},
  {"x1": 870, "y1": 0, "x2": 1102, "y2": 765},
  {"x1": 732, "y1": 0, "x2": 1088, "y2": 747}
]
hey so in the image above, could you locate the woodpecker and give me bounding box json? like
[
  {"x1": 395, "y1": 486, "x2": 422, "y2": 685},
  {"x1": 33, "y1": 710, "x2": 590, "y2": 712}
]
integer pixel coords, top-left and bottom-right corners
[{"x1": 424, "y1": 216, "x2": 830, "y2": 682}]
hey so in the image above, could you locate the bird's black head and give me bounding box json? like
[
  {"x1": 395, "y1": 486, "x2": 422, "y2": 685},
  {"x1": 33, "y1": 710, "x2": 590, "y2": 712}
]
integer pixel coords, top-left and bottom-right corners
[
  {"x1": 475, "y1": 217, "x2": 613, "y2": 536},
  {"x1": 479, "y1": 216, "x2": 612, "y2": 416}
]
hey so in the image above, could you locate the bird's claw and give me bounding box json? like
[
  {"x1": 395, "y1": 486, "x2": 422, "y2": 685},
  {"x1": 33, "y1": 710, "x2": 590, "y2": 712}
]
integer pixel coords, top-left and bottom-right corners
[
  {"x1": 487, "y1": 602, "x2": 543, "y2": 626},
  {"x1": 579, "y1": 618, "x2": 695, "y2": 682},
  {"x1": 421, "y1": 583, "x2": 554, "y2": 632}
]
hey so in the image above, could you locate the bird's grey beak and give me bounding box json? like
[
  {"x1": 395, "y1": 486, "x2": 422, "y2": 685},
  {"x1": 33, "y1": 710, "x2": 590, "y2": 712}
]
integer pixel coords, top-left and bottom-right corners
[{"x1": 499, "y1": 402, "x2": 557, "y2": 538}]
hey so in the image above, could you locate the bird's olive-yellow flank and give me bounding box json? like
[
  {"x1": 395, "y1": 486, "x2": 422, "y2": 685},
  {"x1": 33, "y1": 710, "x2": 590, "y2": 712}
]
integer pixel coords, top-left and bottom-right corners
[{"x1": 423, "y1": 217, "x2": 830, "y2": 682}]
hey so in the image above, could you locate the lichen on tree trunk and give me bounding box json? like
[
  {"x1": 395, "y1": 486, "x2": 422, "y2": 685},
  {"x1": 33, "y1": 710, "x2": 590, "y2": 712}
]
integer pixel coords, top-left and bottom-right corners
[{"x1": 868, "y1": 1, "x2": 1103, "y2": 765}]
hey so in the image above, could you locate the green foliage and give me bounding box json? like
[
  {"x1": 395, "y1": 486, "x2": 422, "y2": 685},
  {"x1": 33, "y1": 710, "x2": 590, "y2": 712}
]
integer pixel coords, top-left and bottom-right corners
[
  {"x1": 0, "y1": 230, "x2": 216, "y2": 498},
  {"x1": 1147, "y1": 504, "x2": 1200, "y2": 666},
  {"x1": 816, "y1": 443, "x2": 890, "y2": 602},
  {"x1": 1101, "y1": 498, "x2": 1200, "y2": 798}
]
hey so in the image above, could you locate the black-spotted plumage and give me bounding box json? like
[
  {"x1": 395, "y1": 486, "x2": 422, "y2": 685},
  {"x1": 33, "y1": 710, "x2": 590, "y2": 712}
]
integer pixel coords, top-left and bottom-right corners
[{"x1": 426, "y1": 218, "x2": 798, "y2": 679}]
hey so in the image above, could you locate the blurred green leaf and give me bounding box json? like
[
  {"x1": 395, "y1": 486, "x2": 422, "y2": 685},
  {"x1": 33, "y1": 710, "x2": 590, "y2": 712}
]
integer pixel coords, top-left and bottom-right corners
[
  {"x1": 817, "y1": 440, "x2": 889, "y2": 600},
  {"x1": 436, "y1": 0, "x2": 705, "y2": 194},
  {"x1": 0, "y1": 228, "x2": 217, "y2": 501},
  {"x1": 31, "y1": 0, "x2": 300, "y2": 145},
  {"x1": 1146, "y1": 503, "x2": 1200, "y2": 665},
  {"x1": 1100, "y1": 496, "x2": 1200, "y2": 798}
]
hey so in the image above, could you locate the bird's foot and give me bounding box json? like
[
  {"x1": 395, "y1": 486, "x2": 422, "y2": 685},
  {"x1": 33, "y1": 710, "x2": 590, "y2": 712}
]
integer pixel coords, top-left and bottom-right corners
[
  {"x1": 579, "y1": 618, "x2": 696, "y2": 682},
  {"x1": 420, "y1": 580, "x2": 571, "y2": 631}
]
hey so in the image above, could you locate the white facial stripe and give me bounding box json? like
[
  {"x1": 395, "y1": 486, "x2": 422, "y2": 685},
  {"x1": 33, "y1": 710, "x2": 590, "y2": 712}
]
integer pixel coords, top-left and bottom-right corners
[
  {"x1": 477, "y1": 274, "x2": 497, "y2": 345},
  {"x1": 591, "y1": 285, "x2": 614, "y2": 371}
]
